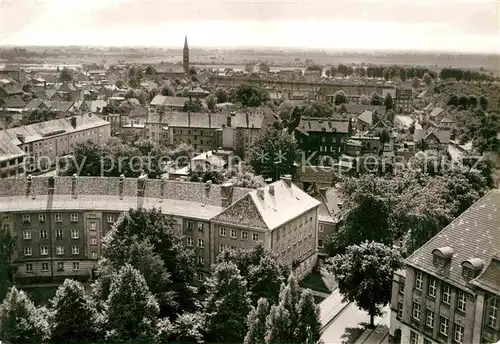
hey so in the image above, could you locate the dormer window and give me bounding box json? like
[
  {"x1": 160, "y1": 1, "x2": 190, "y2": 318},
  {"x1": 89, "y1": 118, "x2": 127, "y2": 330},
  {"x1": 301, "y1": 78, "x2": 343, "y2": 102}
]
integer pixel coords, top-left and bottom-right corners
[
  {"x1": 461, "y1": 258, "x2": 484, "y2": 282},
  {"x1": 432, "y1": 247, "x2": 453, "y2": 268}
]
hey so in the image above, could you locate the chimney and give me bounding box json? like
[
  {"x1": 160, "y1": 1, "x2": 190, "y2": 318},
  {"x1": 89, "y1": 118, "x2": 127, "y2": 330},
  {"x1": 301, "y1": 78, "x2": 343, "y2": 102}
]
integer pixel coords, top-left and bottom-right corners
[
  {"x1": 257, "y1": 188, "x2": 265, "y2": 200},
  {"x1": 119, "y1": 174, "x2": 125, "y2": 200},
  {"x1": 137, "y1": 173, "x2": 147, "y2": 198},
  {"x1": 319, "y1": 188, "x2": 326, "y2": 197},
  {"x1": 159, "y1": 177, "x2": 166, "y2": 202},
  {"x1": 220, "y1": 182, "x2": 234, "y2": 208},
  {"x1": 16, "y1": 134, "x2": 25, "y2": 144},
  {"x1": 72, "y1": 174, "x2": 78, "y2": 199},
  {"x1": 227, "y1": 115, "x2": 231, "y2": 127},
  {"x1": 48, "y1": 176, "x2": 55, "y2": 194},
  {"x1": 246, "y1": 112, "x2": 249, "y2": 128},
  {"x1": 70, "y1": 117, "x2": 77, "y2": 129},
  {"x1": 26, "y1": 174, "x2": 32, "y2": 198},
  {"x1": 281, "y1": 174, "x2": 292, "y2": 187},
  {"x1": 188, "y1": 112, "x2": 191, "y2": 128},
  {"x1": 337, "y1": 202, "x2": 343, "y2": 209},
  {"x1": 208, "y1": 112, "x2": 212, "y2": 128},
  {"x1": 269, "y1": 185, "x2": 275, "y2": 196}
]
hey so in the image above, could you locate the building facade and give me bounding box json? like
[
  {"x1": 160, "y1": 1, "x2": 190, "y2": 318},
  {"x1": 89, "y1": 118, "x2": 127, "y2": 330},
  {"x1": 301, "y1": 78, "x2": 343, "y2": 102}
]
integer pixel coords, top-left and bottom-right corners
[
  {"x1": 389, "y1": 189, "x2": 500, "y2": 344},
  {"x1": 395, "y1": 88, "x2": 413, "y2": 114},
  {"x1": 0, "y1": 175, "x2": 321, "y2": 289}
]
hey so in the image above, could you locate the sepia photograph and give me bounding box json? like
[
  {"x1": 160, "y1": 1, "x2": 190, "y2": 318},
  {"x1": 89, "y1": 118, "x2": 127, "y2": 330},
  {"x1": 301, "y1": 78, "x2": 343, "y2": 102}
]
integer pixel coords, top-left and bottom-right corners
[{"x1": 0, "y1": 0, "x2": 499, "y2": 343}]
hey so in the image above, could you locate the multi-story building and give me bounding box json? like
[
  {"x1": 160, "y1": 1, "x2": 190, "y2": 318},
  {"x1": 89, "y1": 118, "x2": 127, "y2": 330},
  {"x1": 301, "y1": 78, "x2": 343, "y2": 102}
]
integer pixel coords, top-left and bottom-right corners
[
  {"x1": 315, "y1": 187, "x2": 342, "y2": 257},
  {"x1": 0, "y1": 138, "x2": 26, "y2": 179},
  {"x1": 389, "y1": 189, "x2": 500, "y2": 344},
  {"x1": 295, "y1": 117, "x2": 353, "y2": 165},
  {"x1": 0, "y1": 113, "x2": 111, "y2": 171},
  {"x1": 395, "y1": 88, "x2": 413, "y2": 114},
  {"x1": 0, "y1": 174, "x2": 320, "y2": 289}
]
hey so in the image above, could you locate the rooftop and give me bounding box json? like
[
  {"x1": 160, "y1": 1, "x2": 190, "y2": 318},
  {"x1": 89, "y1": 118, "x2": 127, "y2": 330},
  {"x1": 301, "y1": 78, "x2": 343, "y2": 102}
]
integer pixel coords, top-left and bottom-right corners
[
  {"x1": 0, "y1": 138, "x2": 26, "y2": 162},
  {"x1": 296, "y1": 117, "x2": 350, "y2": 134},
  {"x1": 406, "y1": 189, "x2": 500, "y2": 294}
]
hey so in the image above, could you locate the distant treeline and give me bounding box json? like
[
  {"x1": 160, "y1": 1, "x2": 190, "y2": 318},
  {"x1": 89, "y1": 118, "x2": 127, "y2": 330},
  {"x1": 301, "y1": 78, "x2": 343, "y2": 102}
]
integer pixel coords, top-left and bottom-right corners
[
  {"x1": 439, "y1": 68, "x2": 498, "y2": 82},
  {"x1": 325, "y1": 64, "x2": 437, "y2": 81}
]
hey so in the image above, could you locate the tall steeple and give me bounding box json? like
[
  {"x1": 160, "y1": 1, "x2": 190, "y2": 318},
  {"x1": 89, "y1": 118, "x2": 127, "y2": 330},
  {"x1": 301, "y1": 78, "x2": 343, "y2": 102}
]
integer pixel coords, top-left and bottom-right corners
[{"x1": 183, "y1": 35, "x2": 189, "y2": 74}]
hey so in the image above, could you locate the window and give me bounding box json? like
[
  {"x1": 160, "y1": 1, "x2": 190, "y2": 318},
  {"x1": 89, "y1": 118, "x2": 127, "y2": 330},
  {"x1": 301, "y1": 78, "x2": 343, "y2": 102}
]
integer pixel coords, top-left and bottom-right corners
[
  {"x1": 424, "y1": 339, "x2": 432, "y2": 344},
  {"x1": 71, "y1": 246, "x2": 79, "y2": 255},
  {"x1": 107, "y1": 214, "x2": 114, "y2": 223},
  {"x1": 412, "y1": 302, "x2": 421, "y2": 321},
  {"x1": 91, "y1": 252, "x2": 97, "y2": 259},
  {"x1": 318, "y1": 240, "x2": 324, "y2": 248},
  {"x1": 56, "y1": 229, "x2": 63, "y2": 239},
  {"x1": 57, "y1": 262, "x2": 64, "y2": 271},
  {"x1": 428, "y1": 278, "x2": 437, "y2": 297},
  {"x1": 433, "y1": 254, "x2": 445, "y2": 266},
  {"x1": 439, "y1": 316, "x2": 449, "y2": 336},
  {"x1": 219, "y1": 244, "x2": 226, "y2": 252},
  {"x1": 197, "y1": 256, "x2": 204, "y2": 265},
  {"x1": 415, "y1": 271, "x2": 424, "y2": 291},
  {"x1": 23, "y1": 230, "x2": 31, "y2": 240},
  {"x1": 442, "y1": 284, "x2": 451, "y2": 304},
  {"x1": 196, "y1": 273, "x2": 204, "y2": 282},
  {"x1": 230, "y1": 245, "x2": 236, "y2": 250},
  {"x1": 319, "y1": 224, "x2": 323, "y2": 232},
  {"x1": 39, "y1": 214, "x2": 46, "y2": 222},
  {"x1": 454, "y1": 323, "x2": 464, "y2": 343},
  {"x1": 73, "y1": 262, "x2": 80, "y2": 271},
  {"x1": 242, "y1": 231, "x2": 248, "y2": 240},
  {"x1": 24, "y1": 247, "x2": 32, "y2": 256},
  {"x1": 90, "y1": 222, "x2": 97, "y2": 231},
  {"x1": 462, "y1": 267, "x2": 475, "y2": 281},
  {"x1": 219, "y1": 227, "x2": 226, "y2": 236},
  {"x1": 56, "y1": 246, "x2": 64, "y2": 255},
  {"x1": 186, "y1": 221, "x2": 193, "y2": 230},
  {"x1": 488, "y1": 297, "x2": 498, "y2": 328},
  {"x1": 253, "y1": 233, "x2": 259, "y2": 241},
  {"x1": 40, "y1": 230, "x2": 47, "y2": 239},
  {"x1": 426, "y1": 309, "x2": 435, "y2": 328},
  {"x1": 91, "y1": 237, "x2": 97, "y2": 246},
  {"x1": 22, "y1": 214, "x2": 31, "y2": 223},
  {"x1": 26, "y1": 263, "x2": 33, "y2": 272},
  {"x1": 71, "y1": 213, "x2": 78, "y2": 222},
  {"x1": 456, "y1": 291, "x2": 466, "y2": 312},
  {"x1": 230, "y1": 229, "x2": 237, "y2": 238},
  {"x1": 197, "y1": 222, "x2": 203, "y2": 231},
  {"x1": 410, "y1": 331, "x2": 419, "y2": 344},
  {"x1": 399, "y1": 279, "x2": 405, "y2": 294},
  {"x1": 55, "y1": 214, "x2": 62, "y2": 222},
  {"x1": 187, "y1": 237, "x2": 194, "y2": 246},
  {"x1": 197, "y1": 239, "x2": 204, "y2": 248},
  {"x1": 42, "y1": 262, "x2": 49, "y2": 272},
  {"x1": 71, "y1": 229, "x2": 79, "y2": 239},
  {"x1": 40, "y1": 246, "x2": 48, "y2": 255},
  {"x1": 397, "y1": 302, "x2": 403, "y2": 319}
]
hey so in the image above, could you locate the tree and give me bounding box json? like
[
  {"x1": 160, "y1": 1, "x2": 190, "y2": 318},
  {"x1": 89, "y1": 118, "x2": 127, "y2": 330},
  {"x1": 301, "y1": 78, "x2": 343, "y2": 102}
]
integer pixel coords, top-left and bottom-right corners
[
  {"x1": 244, "y1": 298, "x2": 269, "y2": 344},
  {"x1": 295, "y1": 289, "x2": 322, "y2": 344},
  {"x1": 215, "y1": 88, "x2": 229, "y2": 103},
  {"x1": 206, "y1": 94, "x2": 217, "y2": 112},
  {"x1": 411, "y1": 76, "x2": 420, "y2": 89},
  {"x1": 0, "y1": 226, "x2": 15, "y2": 301},
  {"x1": 265, "y1": 302, "x2": 291, "y2": 344},
  {"x1": 97, "y1": 209, "x2": 197, "y2": 317},
  {"x1": 188, "y1": 67, "x2": 197, "y2": 76},
  {"x1": 0, "y1": 286, "x2": 48, "y2": 344},
  {"x1": 359, "y1": 95, "x2": 371, "y2": 105},
  {"x1": 371, "y1": 92, "x2": 382, "y2": 105},
  {"x1": 169, "y1": 311, "x2": 205, "y2": 343},
  {"x1": 232, "y1": 84, "x2": 270, "y2": 107},
  {"x1": 161, "y1": 86, "x2": 173, "y2": 96},
  {"x1": 423, "y1": 72, "x2": 432, "y2": 85},
  {"x1": 326, "y1": 242, "x2": 403, "y2": 327},
  {"x1": 183, "y1": 98, "x2": 203, "y2": 112},
  {"x1": 204, "y1": 261, "x2": 252, "y2": 343},
  {"x1": 59, "y1": 67, "x2": 73, "y2": 82},
  {"x1": 479, "y1": 95, "x2": 489, "y2": 111},
  {"x1": 49, "y1": 279, "x2": 103, "y2": 344},
  {"x1": 105, "y1": 264, "x2": 160, "y2": 344},
  {"x1": 259, "y1": 63, "x2": 271, "y2": 73},
  {"x1": 115, "y1": 80, "x2": 124, "y2": 89},
  {"x1": 247, "y1": 128, "x2": 298, "y2": 180},
  {"x1": 125, "y1": 89, "x2": 137, "y2": 99},
  {"x1": 384, "y1": 93, "x2": 394, "y2": 112},
  {"x1": 333, "y1": 90, "x2": 348, "y2": 105}
]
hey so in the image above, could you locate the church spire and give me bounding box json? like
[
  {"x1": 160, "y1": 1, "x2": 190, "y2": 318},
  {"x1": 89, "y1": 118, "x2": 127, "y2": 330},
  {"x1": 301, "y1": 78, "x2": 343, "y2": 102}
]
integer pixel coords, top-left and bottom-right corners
[{"x1": 183, "y1": 35, "x2": 190, "y2": 74}]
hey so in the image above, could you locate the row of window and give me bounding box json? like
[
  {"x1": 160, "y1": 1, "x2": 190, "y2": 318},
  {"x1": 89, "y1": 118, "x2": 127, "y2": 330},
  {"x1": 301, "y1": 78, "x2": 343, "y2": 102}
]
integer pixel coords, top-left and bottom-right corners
[
  {"x1": 22, "y1": 213, "x2": 115, "y2": 224},
  {"x1": 414, "y1": 271, "x2": 467, "y2": 311},
  {"x1": 24, "y1": 245, "x2": 85, "y2": 256},
  {"x1": 410, "y1": 329, "x2": 462, "y2": 344},
  {"x1": 185, "y1": 221, "x2": 204, "y2": 231},
  {"x1": 25, "y1": 262, "x2": 80, "y2": 272},
  {"x1": 409, "y1": 306, "x2": 464, "y2": 342},
  {"x1": 23, "y1": 229, "x2": 81, "y2": 240},
  {"x1": 219, "y1": 227, "x2": 260, "y2": 241},
  {"x1": 187, "y1": 238, "x2": 205, "y2": 248}
]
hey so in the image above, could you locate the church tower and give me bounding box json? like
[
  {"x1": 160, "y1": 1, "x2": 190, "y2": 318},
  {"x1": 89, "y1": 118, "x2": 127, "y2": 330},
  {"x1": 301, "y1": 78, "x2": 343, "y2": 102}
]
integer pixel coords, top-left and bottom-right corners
[{"x1": 183, "y1": 35, "x2": 189, "y2": 74}]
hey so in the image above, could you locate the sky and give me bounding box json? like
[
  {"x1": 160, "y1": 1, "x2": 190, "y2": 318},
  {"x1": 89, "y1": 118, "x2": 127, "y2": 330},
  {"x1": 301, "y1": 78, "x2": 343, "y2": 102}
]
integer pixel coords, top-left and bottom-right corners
[{"x1": 0, "y1": 0, "x2": 499, "y2": 53}]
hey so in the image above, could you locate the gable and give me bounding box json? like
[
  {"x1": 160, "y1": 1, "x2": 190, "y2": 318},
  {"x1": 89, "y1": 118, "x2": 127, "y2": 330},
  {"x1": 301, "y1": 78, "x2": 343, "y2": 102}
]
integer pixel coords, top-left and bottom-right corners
[{"x1": 211, "y1": 194, "x2": 268, "y2": 230}]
